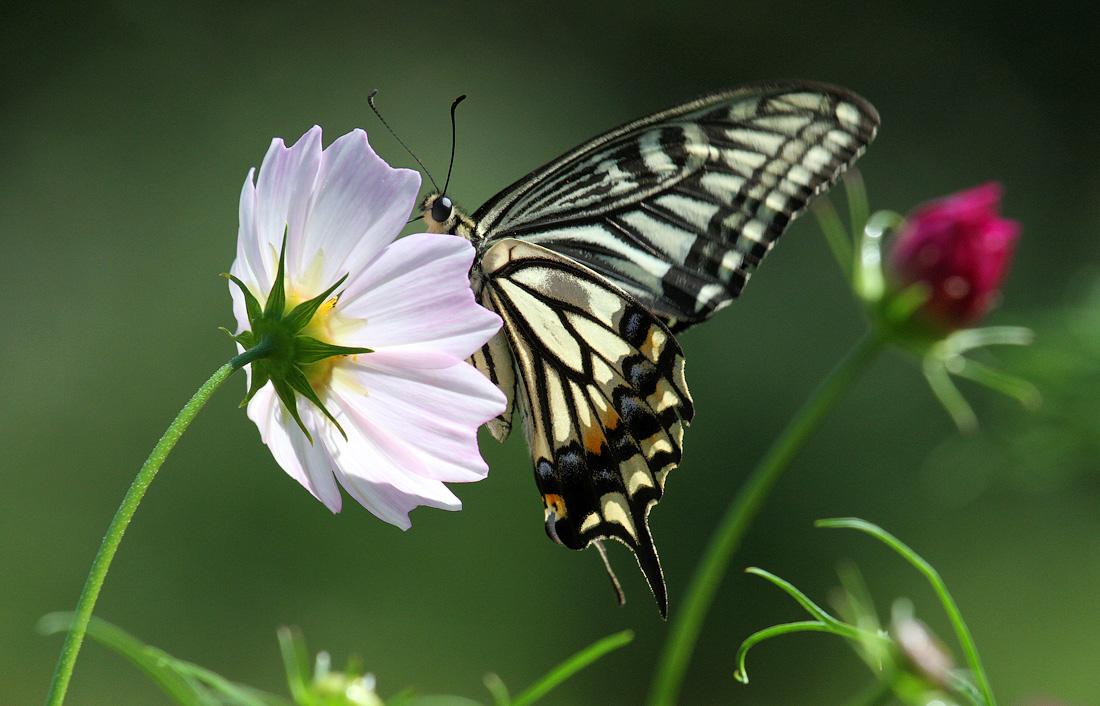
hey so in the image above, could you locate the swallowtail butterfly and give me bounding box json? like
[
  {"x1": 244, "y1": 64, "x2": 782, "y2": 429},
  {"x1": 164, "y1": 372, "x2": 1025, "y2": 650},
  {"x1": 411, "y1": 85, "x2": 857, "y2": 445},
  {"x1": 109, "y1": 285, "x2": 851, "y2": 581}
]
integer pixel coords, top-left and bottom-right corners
[{"x1": 422, "y1": 82, "x2": 879, "y2": 616}]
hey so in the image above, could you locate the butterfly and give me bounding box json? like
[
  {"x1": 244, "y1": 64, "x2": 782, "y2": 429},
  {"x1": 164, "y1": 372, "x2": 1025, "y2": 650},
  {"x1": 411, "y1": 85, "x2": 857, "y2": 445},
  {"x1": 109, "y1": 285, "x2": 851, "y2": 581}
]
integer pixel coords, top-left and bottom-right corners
[{"x1": 421, "y1": 82, "x2": 879, "y2": 616}]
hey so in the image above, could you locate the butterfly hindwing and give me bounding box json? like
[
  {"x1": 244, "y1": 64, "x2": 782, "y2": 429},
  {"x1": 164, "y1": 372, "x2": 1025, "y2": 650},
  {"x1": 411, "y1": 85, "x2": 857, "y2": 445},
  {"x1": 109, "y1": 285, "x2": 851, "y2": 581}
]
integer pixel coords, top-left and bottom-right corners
[
  {"x1": 474, "y1": 238, "x2": 694, "y2": 614},
  {"x1": 472, "y1": 82, "x2": 880, "y2": 330}
]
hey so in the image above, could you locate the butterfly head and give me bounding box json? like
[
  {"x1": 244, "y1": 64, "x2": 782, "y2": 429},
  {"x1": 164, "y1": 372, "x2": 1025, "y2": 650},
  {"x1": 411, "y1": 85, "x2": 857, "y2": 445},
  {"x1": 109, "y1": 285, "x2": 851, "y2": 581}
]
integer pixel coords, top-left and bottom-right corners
[{"x1": 421, "y1": 192, "x2": 475, "y2": 238}]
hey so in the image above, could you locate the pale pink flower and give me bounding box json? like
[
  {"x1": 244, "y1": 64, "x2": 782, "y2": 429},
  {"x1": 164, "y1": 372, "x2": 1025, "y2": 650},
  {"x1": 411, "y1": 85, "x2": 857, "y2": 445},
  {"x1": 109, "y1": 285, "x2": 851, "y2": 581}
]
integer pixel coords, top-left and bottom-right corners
[{"x1": 229, "y1": 126, "x2": 505, "y2": 528}]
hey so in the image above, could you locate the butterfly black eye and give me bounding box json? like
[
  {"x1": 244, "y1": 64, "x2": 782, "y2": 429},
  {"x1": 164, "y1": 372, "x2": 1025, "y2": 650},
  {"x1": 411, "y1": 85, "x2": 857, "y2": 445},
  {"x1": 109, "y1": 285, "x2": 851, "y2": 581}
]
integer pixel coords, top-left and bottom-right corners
[{"x1": 431, "y1": 196, "x2": 453, "y2": 224}]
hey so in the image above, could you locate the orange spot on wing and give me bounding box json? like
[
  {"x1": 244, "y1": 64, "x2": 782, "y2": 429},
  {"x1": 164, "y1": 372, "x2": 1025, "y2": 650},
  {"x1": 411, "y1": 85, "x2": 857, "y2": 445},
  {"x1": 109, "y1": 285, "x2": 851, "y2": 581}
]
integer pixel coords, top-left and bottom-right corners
[
  {"x1": 543, "y1": 493, "x2": 567, "y2": 519},
  {"x1": 582, "y1": 425, "x2": 604, "y2": 454}
]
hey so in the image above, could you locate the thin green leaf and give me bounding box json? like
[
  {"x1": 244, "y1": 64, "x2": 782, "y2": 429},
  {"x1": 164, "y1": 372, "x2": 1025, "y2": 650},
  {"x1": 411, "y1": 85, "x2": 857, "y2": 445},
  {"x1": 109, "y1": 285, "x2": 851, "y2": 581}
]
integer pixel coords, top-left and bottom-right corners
[
  {"x1": 843, "y1": 169, "x2": 870, "y2": 246},
  {"x1": 815, "y1": 518, "x2": 997, "y2": 706},
  {"x1": 745, "y1": 567, "x2": 847, "y2": 629},
  {"x1": 733, "y1": 621, "x2": 833, "y2": 684},
  {"x1": 39, "y1": 613, "x2": 289, "y2": 706},
  {"x1": 276, "y1": 627, "x2": 311, "y2": 705},
  {"x1": 509, "y1": 630, "x2": 633, "y2": 706},
  {"x1": 945, "y1": 671, "x2": 986, "y2": 706},
  {"x1": 835, "y1": 561, "x2": 880, "y2": 632},
  {"x1": 41, "y1": 613, "x2": 214, "y2": 706},
  {"x1": 812, "y1": 196, "x2": 853, "y2": 282},
  {"x1": 171, "y1": 661, "x2": 292, "y2": 706}
]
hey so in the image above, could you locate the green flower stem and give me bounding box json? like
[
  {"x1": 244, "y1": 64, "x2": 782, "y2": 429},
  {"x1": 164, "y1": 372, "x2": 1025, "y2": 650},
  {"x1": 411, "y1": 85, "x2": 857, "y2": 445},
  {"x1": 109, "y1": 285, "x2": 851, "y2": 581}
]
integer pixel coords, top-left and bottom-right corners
[
  {"x1": 646, "y1": 333, "x2": 884, "y2": 706},
  {"x1": 45, "y1": 344, "x2": 269, "y2": 706}
]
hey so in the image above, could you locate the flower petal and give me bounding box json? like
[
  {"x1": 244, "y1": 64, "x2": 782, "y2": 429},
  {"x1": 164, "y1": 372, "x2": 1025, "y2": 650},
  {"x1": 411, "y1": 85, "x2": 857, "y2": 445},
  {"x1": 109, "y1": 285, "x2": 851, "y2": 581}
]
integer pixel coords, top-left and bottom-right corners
[
  {"x1": 340, "y1": 233, "x2": 503, "y2": 360},
  {"x1": 329, "y1": 358, "x2": 506, "y2": 484},
  {"x1": 247, "y1": 127, "x2": 324, "y2": 295},
  {"x1": 316, "y1": 403, "x2": 465, "y2": 530},
  {"x1": 246, "y1": 385, "x2": 343, "y2": 512},
  {"x1": 290, "y1": 129, "x2": 420, "y2": 294}
]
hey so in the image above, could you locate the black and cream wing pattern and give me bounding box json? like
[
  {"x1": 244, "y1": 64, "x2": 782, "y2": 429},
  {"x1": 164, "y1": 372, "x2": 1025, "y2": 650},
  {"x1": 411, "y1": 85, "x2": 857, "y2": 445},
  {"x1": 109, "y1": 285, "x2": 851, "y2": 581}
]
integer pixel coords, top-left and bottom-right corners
[{"x1": 424, "y1": 81, "x2": 879, "y2": 616}]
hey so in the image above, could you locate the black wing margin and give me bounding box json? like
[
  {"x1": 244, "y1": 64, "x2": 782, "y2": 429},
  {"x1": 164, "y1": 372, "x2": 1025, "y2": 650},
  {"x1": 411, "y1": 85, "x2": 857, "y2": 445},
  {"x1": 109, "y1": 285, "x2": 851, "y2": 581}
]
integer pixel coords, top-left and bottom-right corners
[
  {"x1": 475, "y1": 238, "x2": 695, "y2": 616},
  {"x1": 472, "y1": 82, "x2": 879, "y2": 330}
]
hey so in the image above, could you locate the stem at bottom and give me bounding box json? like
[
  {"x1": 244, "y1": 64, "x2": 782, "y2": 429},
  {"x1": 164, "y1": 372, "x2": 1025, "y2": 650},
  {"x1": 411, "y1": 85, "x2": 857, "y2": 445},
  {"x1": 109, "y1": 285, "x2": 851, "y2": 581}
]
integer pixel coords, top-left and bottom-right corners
[
  {"x1": 44, "y1": 344, "x2": 266, "y2": 706},
  {"x1": 647, "y1": 333, "x2": 884, "y2": 706}
]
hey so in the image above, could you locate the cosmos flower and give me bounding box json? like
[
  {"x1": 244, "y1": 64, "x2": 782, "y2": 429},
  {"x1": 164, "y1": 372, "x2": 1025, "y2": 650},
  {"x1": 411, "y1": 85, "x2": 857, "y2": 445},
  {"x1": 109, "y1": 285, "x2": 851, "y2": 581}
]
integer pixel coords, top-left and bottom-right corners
[
  {"x1": 889, "y1": 183, "x2": 1021, "y2": 331},
  {"x1": 228, "y1": 126, "x2": 505, "y2": 528}
]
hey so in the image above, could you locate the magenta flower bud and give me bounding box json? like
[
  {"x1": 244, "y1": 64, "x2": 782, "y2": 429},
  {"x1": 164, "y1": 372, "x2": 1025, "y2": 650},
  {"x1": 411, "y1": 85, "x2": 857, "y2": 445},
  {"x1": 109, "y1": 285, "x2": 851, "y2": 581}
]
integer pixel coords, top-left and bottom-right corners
[{"x1": 889, "y1": 183, "x2": 1021, "y2": 331}]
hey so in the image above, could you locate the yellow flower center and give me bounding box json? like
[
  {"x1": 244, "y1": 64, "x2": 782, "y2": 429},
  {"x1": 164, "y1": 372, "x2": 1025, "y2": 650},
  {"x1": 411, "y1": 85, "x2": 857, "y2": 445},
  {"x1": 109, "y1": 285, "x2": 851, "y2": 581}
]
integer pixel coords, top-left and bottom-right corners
[{"x1": 287, "y1": 287, "x2": 367, "y2": 390}]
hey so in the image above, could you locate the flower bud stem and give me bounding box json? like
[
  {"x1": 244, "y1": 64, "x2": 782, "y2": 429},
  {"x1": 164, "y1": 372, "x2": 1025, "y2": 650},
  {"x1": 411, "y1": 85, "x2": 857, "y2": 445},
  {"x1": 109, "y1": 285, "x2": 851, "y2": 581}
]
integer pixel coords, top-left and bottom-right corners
[
  {"x1": 647, "y1": 332, "x2": 884, "y2": 706},
  {"x1": 45, "y1": 354, "x2": 250, "y2": 706}
]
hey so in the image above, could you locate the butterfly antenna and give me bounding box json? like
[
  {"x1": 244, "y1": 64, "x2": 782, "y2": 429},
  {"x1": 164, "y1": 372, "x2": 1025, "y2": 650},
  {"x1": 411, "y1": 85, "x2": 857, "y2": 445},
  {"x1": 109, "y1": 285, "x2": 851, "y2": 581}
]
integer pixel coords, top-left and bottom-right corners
[
  {"x1": 593, "y1": 540, "x2": 626, "y2": 606},
  {"x1": 367, "y1": 89, "x2": 439, "y2": 192},
  {"x1": 441, "y1": 94, "x2": 466, "y2": 197}
]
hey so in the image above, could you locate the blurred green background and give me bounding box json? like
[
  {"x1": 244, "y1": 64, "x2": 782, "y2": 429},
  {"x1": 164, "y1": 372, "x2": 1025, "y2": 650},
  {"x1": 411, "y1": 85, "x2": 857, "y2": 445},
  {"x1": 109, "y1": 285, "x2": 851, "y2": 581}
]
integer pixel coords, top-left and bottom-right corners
[{"x1": 3, "y1": 1, "x2": 1099, "y2": 704}]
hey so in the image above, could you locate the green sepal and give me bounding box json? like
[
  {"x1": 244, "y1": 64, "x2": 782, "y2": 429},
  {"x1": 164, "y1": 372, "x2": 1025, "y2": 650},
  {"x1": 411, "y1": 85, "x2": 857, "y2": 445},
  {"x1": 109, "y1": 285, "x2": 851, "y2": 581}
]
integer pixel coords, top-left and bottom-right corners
[
  {"x1": 240, "y1": 366, "x2": 272, "y2": 409},
  {"x1": 223, "y1": 273, "x2": 264, "y2": 325},
  {"x1": 270, "y1": 377, "x2": 313, "y2": 445},
  {"x1": 284, "y1": 365, "x2": 347, "y2": 441},
  {"x1": 283, "y1": 273, "x2": 349, "y2": 334},
  {"x1": 295, "y1": 336, "x2": 372, "y2": 365},
  {"x1": 220, "y1": 327, "x2": 260, "y2": 349},
  {"x1": 263, "y1": 231, "x2": 289, "y2": 319}
]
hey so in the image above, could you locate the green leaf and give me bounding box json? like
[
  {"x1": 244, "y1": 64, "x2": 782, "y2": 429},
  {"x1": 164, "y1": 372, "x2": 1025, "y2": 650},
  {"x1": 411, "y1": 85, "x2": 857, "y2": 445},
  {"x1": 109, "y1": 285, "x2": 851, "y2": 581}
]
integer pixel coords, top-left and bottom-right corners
[
  {"x1": 295, "y1": 337, "x2": 372, "y2": 366},
  {"x1": 38, "y1": 613, "x2": 292, "y2": 706},
  {"x1": 283, "y1": 274, "x2": 349, "y2": 334},
  {"x1": 812, "y1": 196, "x2": 853, "y2": 283},
  {"x1": 39, "y1": 613, "x2": 213, "y2": 706},
  {"x1": 843, "y1": 169, "x2": 870, "y2": 248},
  {"x1": 509, "y1": 630, "x2": 633, "y2": 706},
  {"x1": 276, "y1": 626, "x2": 311, "y2": 705},
  {"x1": 733, "y1": 621, "x2": 834, "y2": 684},
  {"x1": 744, "y1": 567, "x2": 849, "y2": 631},
  {"x1": 815, "y1": 518, "x2": 997, "y2": 706}
]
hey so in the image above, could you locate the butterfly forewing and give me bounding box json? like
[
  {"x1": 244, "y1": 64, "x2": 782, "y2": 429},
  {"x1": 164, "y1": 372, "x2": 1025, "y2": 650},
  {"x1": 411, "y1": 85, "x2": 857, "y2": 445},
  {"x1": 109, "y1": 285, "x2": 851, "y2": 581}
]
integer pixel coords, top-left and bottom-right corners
[
  {"x1": 472, "y1": 82, "x2": 880, "y2": 330},
  {"x1": 475, "y1": 239, "x2": 694, "y2": 614}
]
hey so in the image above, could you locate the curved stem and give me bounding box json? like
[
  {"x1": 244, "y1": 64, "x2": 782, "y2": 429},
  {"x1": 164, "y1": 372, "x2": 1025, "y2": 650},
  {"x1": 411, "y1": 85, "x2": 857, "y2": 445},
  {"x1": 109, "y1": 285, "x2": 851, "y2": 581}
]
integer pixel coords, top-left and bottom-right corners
[
  {"x1": 45, "y1": 346, "x2": 267, "y2": 706},
  {"x1": 647, "y1": 333, "x2": 884, "y2": 706}
]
